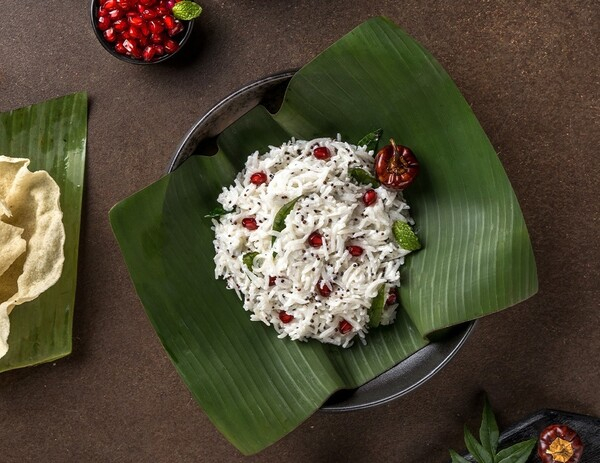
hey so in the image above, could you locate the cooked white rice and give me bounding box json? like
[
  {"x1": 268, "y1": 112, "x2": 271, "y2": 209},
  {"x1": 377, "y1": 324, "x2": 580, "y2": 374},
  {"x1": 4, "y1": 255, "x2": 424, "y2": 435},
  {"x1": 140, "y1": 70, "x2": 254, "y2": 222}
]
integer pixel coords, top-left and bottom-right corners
[{"x1": 212, "y1": 136, "x2": 414, "y2": 347}]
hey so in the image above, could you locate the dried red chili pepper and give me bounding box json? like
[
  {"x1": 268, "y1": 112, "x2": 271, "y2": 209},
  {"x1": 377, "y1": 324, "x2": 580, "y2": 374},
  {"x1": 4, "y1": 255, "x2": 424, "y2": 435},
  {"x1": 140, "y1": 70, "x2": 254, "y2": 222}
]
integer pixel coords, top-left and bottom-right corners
[
  {"x1": 538, "y1": 424, "x2": 583, "y2": 463},
  {"x1": 374, "y1": 139, "x2": 419, "y2": 190}
]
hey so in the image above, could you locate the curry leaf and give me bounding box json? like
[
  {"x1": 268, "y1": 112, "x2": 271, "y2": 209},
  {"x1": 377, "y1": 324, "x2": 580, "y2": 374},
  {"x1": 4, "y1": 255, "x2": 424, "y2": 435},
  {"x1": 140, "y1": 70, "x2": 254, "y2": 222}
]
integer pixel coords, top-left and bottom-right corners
[
  {"x1": 464, "y1": 426, "x2": 494, "y2": 463},
  {"x1": 271, "y1": 196, "x2": 302, "y2": 244},
  {"x1": 449, "y1": 450, "x2": 471, "y2": 463},
  {"x1": 205, "y1": 206, "x2": 231, "y2": 218},
  {"x1": 357, "y1": 128, "x2": 383, "y2": 152},
  {"x1": 368, "y1": 284, "x2": 387, "y2": 327},
  {"x1": 243, "y1": 252, "x2": 259, "y2": 271},
  {"x1": 496, "y1": 439, "x2": 536, "y2": 463},
  {"x1": 349, "y1": 168, "x2": 380, "y2": 187},
  {"x1": 479, "y1": 395, "x2": 500, "y2": 455}
]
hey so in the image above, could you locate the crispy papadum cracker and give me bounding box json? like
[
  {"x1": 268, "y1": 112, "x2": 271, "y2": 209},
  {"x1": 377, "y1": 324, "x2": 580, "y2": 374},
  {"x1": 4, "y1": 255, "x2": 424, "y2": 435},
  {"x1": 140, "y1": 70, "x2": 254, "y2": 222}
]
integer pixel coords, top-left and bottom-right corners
[
  {"x1": 0, "y1": 156, "x2": 65, "y2": 358},
  {"x1": 0, "y1": 157, "x2": 29, "y2": 199},
  {"x1": 0, "y1": 221, "x2": 26, "y2": 278}
]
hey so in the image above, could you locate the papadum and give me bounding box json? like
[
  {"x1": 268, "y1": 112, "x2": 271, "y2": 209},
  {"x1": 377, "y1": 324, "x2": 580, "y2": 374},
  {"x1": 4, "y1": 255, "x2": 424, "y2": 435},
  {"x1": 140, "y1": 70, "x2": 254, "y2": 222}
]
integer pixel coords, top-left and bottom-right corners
[{"x1": 0, "y1": 156, "x2": 65, "y2": 359}]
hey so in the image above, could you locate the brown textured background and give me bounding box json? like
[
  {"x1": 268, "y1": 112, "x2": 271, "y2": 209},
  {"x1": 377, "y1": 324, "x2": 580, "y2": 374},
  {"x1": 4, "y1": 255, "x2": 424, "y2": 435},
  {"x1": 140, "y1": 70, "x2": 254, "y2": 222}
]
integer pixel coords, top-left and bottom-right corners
[{"x1": 0, "y1": 1, "x2": 598, "y2": 461}]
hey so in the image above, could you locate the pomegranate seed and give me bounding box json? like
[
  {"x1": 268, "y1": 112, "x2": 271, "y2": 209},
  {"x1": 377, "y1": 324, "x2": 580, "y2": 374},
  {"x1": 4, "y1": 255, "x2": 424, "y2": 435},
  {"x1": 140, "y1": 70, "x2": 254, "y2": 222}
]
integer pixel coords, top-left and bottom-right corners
[
  {"x1": 114, "y1": 41, "x2": 127, "y2": 54},
  {"x1": 107, "y1": 8, "x2": 123, "y2": 20},
  {"x1": 97, "y1": 7, "x2": 109, "y2": 17},
  {"x1": 143, "y1": 45, "x2": 156, "y2": 61},
  {"x1": 141, "y1": 8, "x2": 158, "y2": 19},
  {"x1": 140, "y1": 23, "x2": 150, "y2": 36},
  {"x1": 128, "y1": 25, "x2": 143, "y2": 39},
  {"x1": 278, "y1": 311, "x2": 294, "y2": 324},
  {"x1": 313, "y1": 146, "x2": 331, "y2": 160},
  {"x1": 164, "y1": 38, "x2": 179, "y2": 54},
  {"x1": 137, "y1": 3, "x2": 146, "y2": 12},
  {"x1": 250, "y1": 172, "x2": 268, "y2": 185},
  {"x1": 268, "y1": 276, "x2": 277, "y2": 286},
  {"x1": 242, "y1": 218, "x2": 258, "y2": 231},
  {"x1": 122, "y1": 38, "x2": 137, "y2": 52},
  {"x1": 168, "y1": 21, "x2": 184, "y2": 36},
  {"x1": 149, "y1": 19, "x2": 164, "y2": 34},
  {"x1": 153, "y1": 44, "x2": 165, "y2": 55},
  {"x1": 103, "y1": 27, "x2": 117, "y2": 42},
  {"x1": 362, "y1": 189, "x2": 377, "y2": 206},
  {"x1": 317, "y1": 280, "x2": 331, "y2": 297},
  {"x1": 386, "y1": 289, "x2": 397, "y2": 305},
  {"x1": 97, "y1": 16, "x2": 111, "y2": 30},
  {"x1": 104, "y1": 0, "x2": 117, "y2": 9},
  {"x1": 112, "y1": 18, "x2": 126, "y2": 31},
  {"x1": 166, "y1": 0, "x2": 176, "y2": 8},
  {"x1": 156, "y1": 6, "x2": 169, "y2": 15},
  {"x1": 346, "y1": 245, "x2": 364, "y2": 256},
  {"x1": 308, "y1": 232, "x2": 323, "y2": 248},
  {"x1": 128, "y1": 15, "x2": 143, "y2": 26},
  {"x1": 163, "y1": 14, "x2": 175, "y2": 29},
  {"x1": 338, "y1": 319, "x2": 353, "y2": 334},
  {"x1": 150, "y1": 32, "x2": 165, "y2": 43},
  {"x1": 139, "y1": 0, "x2": 156, "y2": 5},
  {"x1": 130, "y1": 47, "x2": 143, "y2": 59},
  {"x1": 116, "y1": 0, "x2": 133, "y2": 10},
  {"x1": 138, "y1": 36, "x2": 149, "y2": 47}
]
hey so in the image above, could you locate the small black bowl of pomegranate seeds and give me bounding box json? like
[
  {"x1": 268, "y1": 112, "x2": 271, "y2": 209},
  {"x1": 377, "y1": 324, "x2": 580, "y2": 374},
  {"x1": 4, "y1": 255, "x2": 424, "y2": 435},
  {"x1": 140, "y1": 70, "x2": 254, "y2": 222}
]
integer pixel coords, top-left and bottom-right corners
[{"x1": 90, "y1": 0, "x2": 194, "y2": 64}]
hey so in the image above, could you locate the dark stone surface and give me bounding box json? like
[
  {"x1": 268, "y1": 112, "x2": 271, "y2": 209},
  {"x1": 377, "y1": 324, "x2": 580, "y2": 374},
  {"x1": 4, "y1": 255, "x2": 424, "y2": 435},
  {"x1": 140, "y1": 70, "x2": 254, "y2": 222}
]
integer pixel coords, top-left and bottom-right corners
[{"x1": 0, "y1": 1, "x2": 597, "y2": 461}]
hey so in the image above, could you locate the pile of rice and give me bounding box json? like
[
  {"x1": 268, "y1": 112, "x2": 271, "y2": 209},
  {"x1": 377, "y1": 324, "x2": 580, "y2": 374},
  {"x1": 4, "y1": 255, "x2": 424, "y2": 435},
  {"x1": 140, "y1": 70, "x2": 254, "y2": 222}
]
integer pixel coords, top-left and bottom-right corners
[{"x1": 212, "y1": 137, "x2": 415, "y2": 347}]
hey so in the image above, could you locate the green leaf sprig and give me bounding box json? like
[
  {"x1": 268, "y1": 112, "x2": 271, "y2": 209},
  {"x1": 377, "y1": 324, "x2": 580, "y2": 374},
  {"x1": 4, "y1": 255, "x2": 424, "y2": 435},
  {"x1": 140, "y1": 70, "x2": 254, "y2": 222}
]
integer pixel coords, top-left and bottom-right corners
[
  {"x1": 271, "y1": 196, "x2": 302, "y2": 244},
  {"x1": 392, "y1": 221, "x2": 421, "y2": 251},
  {"x1": 367, "y1": 284, "x2": 386, "y2": 327},
  {"x1": 449, "y1": 396, "x2": 536, "y2": 463},
  {"x1": 172, "y1": 1, "x2": 203, "y2": 21},
  {"x1": 357, "y1": 128, "x2": 383, "y2": 152},
  {"x1": 349, "y1": 168, "x2": 380, "y2": 187},
  {"x1": 204, "y1": 206, "x2": 230, "y2": 218},
  {"x1": 242, "y1": 252, "x2": 259, "y2": 272}
]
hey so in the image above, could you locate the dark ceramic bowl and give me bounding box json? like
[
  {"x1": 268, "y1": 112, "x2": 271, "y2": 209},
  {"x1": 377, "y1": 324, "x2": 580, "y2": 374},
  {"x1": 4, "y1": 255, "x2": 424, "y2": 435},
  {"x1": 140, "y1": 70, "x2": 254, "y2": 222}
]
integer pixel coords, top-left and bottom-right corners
[
  {"x1": 169, "y1": 71, "x2": 476, "y2": 411},
  {"x1": 90, "y1": 0, "x2": 193, "y2": 65}
]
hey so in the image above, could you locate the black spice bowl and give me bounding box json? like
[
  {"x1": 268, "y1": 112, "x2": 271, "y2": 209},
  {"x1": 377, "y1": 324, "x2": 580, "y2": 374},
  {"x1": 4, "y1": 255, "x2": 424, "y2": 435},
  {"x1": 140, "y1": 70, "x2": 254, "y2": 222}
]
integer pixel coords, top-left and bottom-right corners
[{"x1": 90, "y1": 0, "x2": 193, "y2": 65}]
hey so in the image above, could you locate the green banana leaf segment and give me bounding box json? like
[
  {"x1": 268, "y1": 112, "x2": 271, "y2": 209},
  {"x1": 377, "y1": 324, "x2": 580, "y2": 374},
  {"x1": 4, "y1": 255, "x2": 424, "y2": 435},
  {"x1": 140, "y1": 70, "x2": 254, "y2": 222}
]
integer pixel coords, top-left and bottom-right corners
[
  {"x1": 0, "y1": 93, "x2": 87, "y2": 372},
  {"x1": 110, "y1": 17, "x2": 537, "y2": 455}
]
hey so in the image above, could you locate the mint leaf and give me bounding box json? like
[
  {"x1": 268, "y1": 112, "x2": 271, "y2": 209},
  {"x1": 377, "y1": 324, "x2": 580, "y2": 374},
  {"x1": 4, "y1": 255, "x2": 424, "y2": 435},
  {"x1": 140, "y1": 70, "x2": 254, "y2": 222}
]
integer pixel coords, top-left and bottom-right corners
[
  {"x1": 464, "y1": 426, "x2": 494, "y2": 463},
  {"x1": 357, "y1": 128, "x2": 383, "y2": 152},
  {"x1": 392, "y1": 220, "x2": 421, "y2": 251},
  {"x1": 449, "y1": 450, "x2": 470, "y2": 463},
  {"x1": 172, "y1": 1, "x2": 202, "y2": 20},
  {"x1": 479, "y1": 395, "x2": 499, "y2": 455},
  {"x1": 496, "y1": 439, "x2": 536, "y2": 463}
]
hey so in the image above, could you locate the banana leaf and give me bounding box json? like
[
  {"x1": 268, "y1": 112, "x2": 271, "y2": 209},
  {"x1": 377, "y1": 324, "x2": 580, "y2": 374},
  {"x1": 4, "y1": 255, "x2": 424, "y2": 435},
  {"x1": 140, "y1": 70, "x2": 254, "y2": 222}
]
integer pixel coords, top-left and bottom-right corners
[
  {"x1": 0, "y1": 93, "x2": 87, "y2": 372},
  {"x1": 110, "y1": 17, "x2": 537, "y2": 454}
]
